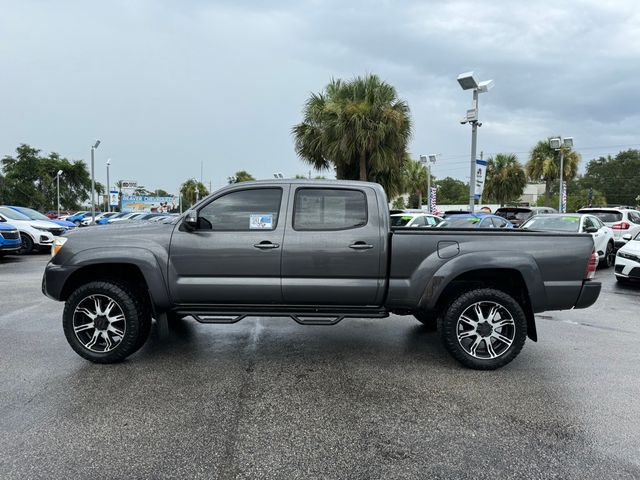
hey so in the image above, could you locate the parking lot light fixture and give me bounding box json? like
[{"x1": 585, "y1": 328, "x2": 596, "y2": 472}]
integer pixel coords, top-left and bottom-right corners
[
  {"x1": 56, "y1": 170, "x2": 63, "y2": 218},
  {"x1": 106, "y1": 158, "x2": 111, "y2": 212},
  {"x1": 91, "y1": 140, "x2": 101, "y2": 222},
  {"x1": 550, "y1": 136, "x2": 574, "y2": 213},
  {"x1": 458, "y1": 71, "x2": 493, "y2": 213}
]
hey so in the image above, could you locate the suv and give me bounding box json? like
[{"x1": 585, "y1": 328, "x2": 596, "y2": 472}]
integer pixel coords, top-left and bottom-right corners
[
  {"x1": 577, "y1": 207, "x2": 640, "y2": 249},
  {"x1": 494, "y1": 207, "x2": 557, "y2": 228}
]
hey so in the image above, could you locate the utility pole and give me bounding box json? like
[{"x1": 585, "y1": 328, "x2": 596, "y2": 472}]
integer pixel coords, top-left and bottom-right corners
[
  {"x1": 106, "y1": 158, "x2": 111, "y2": 212},
  {"x1": 56, "y1": 170, "x2": 63, "y2": 218},
  {"x1": 90, "y1": 140, "x2": 101, "y2": 222}
]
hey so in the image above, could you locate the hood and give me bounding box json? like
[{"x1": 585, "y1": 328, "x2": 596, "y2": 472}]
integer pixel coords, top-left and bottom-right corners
[
  {"x1": 50, "y1": 219, "x2": 75, "y2": 228},
  {"x1": 0, "y1": 222, "x2": 18, "y2": 231},
  {"x1": 619, "y1": 239, "x2": 640, "y2": 256},
  {"x1": 28, "y1": 220, "x2": 63, "y2": 230}
]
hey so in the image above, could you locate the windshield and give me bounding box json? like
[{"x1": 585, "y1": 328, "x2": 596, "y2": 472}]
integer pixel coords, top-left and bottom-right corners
[
  {"x1": 439, "y1": 217, "x2": 481, "y2": 228},
  {"x1": 0, "y1": 206, "x2": 31, "y2": 220},
  {"x1": 579, "y1": 210, "x2": 623, "y2": 223},
  {"x1": 390, "y1": 215, "x2": 413, "y2": 227},
  {"x1": 522, "y1": 216, "x2": 580, "y2": 232},
  {"x1": 15, "y1": 207, "x2": 50, "y2": 221},
  {"x1": 496, "y1": 209, "x2": 531, "y2": 221}
]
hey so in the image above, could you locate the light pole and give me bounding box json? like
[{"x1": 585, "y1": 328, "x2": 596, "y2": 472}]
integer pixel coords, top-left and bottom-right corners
[
  {"x1": 419, "y1": 154, "x2": 437, "y2": 213},
  {"x1": 549, "y1": 137, "x2": 573, "y2": 213},
  {"x1": 457, "y1": 72, "x2": 494, "y2": 213},
  {"x1": 90, "y1": 140, "x2": 101, "y2": 222},
  {"x1": 106, "y1": 158, "x2": 111, "y2": 212},
  {"x1": 56, "y1": 170, "x2": 63, "y2": 218}
]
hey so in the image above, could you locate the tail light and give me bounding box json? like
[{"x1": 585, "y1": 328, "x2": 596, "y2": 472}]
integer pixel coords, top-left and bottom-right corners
[
  {"x1": 612, "y1": 221, "x2": 630, "y2": 230},
  {"x1": 584, "y1": 249, "x2": 598, "y2": 280}
]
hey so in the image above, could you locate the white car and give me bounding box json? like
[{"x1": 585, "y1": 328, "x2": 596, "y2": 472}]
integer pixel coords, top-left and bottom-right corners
[
  {"x1": 521, "y1": 213, "x2": 615, "y2": 268},
  {"x1": 107, "y1": 212, "x2": 146, "y2": 223},
  {"x1": 615, "y1": 232, "x2": 640, "y2": 283},
  {"x1": 390, "y1": 212, "x2": 443, "y2": 228},
  {"x1": 81, "y1": 212, "x2": 120, "y2": 226},
  {"x1": 0, "y1": 206, "x2": 57, "y2": 254},
  {"x1": 577, "y1": 207, "x2": 640, "y2": 249}
]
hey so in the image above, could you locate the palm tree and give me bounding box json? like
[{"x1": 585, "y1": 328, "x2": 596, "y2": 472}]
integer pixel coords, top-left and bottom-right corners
[
  {"x1": 180, "y1": 179, "x2": 209, "y2": 209},
  {"x1": 402, "y1": 159, "x2": 429, "y2": 207},
  {"x1": 526, "y1": 139, "x2": 580, "y2": 206},
  {"x1": 292, "y1": 74, "x2": 412, "y2": 193},
  {"x1": 228, "y1": 170, "x2": 256, "y2": 183},
  {"x1": 483, "y1": 153, "x2": 527, "y2": 206}
]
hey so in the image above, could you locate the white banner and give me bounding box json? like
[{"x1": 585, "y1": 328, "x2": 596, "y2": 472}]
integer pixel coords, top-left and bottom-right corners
[{"x1": 474, "y1": 159, "x2": 487, "y2": 199}]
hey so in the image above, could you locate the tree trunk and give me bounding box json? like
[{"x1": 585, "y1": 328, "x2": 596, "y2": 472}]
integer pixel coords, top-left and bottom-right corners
[
  {"x1": 418, "y1": 192, "x2": 422, "y2": 209},
  {"x1": 359, "y1": 153, "x2": 367, "y2": 181},
  {"x1": 544, "y1": 179, "x2": 551, "y2": 206}
]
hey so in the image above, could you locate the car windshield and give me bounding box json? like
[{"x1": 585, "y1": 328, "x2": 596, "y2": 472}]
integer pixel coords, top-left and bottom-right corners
[
  {"x1": 579, "y1": 210, "x2": 623, "y2": 222},
  {"x1": 15, "y1": 207, "x2": 50, "y2": 221},
  {"x1": 522, "y1": 216, "x2": 580, "y2": 232},
  {"x1": 390, "y1": 215, "x2": 414, "y2": 227},
  {"x1": 439, "y1": 217, "x2": 482, "y2": 228},
  {"x1": 0, "y1": 206, "x2": 31, "y2": 220}
]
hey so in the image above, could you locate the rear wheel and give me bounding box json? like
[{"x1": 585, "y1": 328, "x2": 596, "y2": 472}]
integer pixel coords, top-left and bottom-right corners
[
  {"x1": 438, "y1": 288, "x2": 527, "y2": 370},
  {"x1": 600, "y1": 242, "x2": 614, "y2": 268},
  {"x1": 19, "y1": 234, "x2": 34, "y2": 255},
  {"x1": 63, "y1": 281, "x2": 151, "y2": 363}
]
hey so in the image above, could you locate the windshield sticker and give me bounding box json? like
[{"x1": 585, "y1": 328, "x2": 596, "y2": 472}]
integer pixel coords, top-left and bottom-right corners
[
  {"x1": 250, "y1": 214, "x2": 273, "y2": 229},
  {"x1": 561, "y1": 217, "x2": 579, "y2": 221},
  {"x1": 401, "y1": 216, "x2": 413, "y2": 220}
]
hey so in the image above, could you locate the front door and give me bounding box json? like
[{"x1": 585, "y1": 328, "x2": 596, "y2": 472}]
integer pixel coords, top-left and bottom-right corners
[
  {"x1": 281, "y1": 186, "x2": 384, "y2": 306},
  {"x1": 168, "y1": 185, "x2": 288, "y2": 305}
]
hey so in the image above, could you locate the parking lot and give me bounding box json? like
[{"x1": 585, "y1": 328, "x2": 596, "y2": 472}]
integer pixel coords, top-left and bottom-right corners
[{"x1": 1, "y1": 254, "x2": 639, "y2": 479}]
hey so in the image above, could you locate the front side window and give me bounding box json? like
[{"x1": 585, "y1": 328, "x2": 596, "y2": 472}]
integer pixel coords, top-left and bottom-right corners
[
  {"x1": 198, "y1": 188, "x2": 282, "y2": 231},
  {"x1": 293, "y1": 188, "x2": 367, "y2": 231}
]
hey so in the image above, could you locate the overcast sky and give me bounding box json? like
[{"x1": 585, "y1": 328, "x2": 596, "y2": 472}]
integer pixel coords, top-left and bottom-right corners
[{"x1": 1, "y1": 0, "x2": 639, "y2": 194}]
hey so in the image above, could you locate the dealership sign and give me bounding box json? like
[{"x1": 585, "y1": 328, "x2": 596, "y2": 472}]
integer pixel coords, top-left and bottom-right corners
[{"x1": 121, "y1": 195, "x2": 179, "y2": 213}]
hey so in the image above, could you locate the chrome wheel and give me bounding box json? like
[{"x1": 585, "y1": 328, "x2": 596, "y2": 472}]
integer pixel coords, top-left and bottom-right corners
[
  {"x1": 73, "y1": 294, "x2": 126, "y2": 353},
  {"x1": 456, "y1": 301, "x2": 515, "y2": 360}
]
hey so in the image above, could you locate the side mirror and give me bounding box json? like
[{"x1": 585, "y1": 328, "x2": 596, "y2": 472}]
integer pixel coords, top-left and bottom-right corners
[
  {"x1": 585, "y1": 226, "x2": 598, "y2": 233},
  {"x1": 622, "y1": 234, "x2": 633, "y2": 241},
  {"x1": 184, "y1": 210, "x2": 198, "y2": 230}
]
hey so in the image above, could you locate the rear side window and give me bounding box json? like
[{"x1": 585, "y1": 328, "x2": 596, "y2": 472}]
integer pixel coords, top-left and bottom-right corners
[
  {"x1": 293, "y1": 188, "x2": 367, "y2": 231},
  {"x1": 198, "y1": 188, "x2": 282, "y2": 231},
  {"x1": 628, "y1": 211, "x2": 640, "y2": 224}
]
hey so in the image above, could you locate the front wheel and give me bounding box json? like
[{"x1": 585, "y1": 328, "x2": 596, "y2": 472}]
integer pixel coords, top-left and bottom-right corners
[
  {"x1": 63, "y1": 281, "x2": 151, "y2": 363},
  {"x1": 438, "y1": 288, "x2": 527, "y2": 370},
  {"x1": 19, "y1": 233, "x2": 34, "y2": 255}
]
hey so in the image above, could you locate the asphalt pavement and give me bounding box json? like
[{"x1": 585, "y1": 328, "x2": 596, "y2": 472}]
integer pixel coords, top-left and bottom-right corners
[{"x1": 1, "y1": 254, "x2": 639, "y2": 479}]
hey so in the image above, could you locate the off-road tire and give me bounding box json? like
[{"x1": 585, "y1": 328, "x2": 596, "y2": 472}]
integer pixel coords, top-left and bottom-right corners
[
  {"x1": 63, "y1": 281, "x2": 151, "y2": 363},
  {"x1": 438, "y1": 288, "x2": 527, "y2": 370}
]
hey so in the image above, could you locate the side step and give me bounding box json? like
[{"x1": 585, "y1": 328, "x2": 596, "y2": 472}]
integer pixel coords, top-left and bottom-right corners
[{"x1": 183, "y1": 309, "x2": 388, "y2": 326}]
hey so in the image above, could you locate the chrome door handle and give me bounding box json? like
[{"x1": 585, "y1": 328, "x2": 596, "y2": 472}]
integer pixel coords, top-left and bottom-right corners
[
  {"x1": 254, "y1": 242, "x2": 280, "y2": 249},
  {"x1": 349, "y1": 242, "x2": 374, "y2": 250}
]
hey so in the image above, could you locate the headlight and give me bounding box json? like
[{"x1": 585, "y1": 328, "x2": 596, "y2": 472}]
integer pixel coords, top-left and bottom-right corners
[
  {"x1": 33, "y1": 225, "x2": 51, "y2": 231},
  {"x1": 51, "y1": 237, "x2": 68, "y2": 257},
  {"x1": 618, "y1": 251, "x2": 640, "y2": 262}
]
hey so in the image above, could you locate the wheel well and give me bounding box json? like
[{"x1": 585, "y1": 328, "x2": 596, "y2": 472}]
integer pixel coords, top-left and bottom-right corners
[
  {"x1": 60, "y1": 263, "x2": 154, "y2": 314},
  {"x1": 433, "y1": 268, "x2": 537, "y2": 342}
]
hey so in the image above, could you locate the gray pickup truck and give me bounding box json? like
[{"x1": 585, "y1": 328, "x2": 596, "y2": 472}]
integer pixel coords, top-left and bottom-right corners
[{"x1": 42, "y1": 180, "x2": 601, "y2": 369}]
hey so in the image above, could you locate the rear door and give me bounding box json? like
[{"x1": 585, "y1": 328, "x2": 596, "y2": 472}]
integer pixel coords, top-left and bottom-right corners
[
  {"x1": 281, "y1": 185, "x2": 384, "y2": 306},
  {"x1": 168, "y1": 185, "x2": 288, "y2": 304}
]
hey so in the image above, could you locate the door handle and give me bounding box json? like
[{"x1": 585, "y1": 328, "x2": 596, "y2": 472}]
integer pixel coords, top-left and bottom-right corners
[
  {"x1": 254, "y1": 241, "x2": 280, "y2": 249},
  {"x1": 349, "y1": 242, "x2": 374, "y2": 250}
]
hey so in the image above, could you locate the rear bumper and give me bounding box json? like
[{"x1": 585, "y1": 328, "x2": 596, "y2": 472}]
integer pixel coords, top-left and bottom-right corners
[{"x1": 573, "y1": 281, "x2": 601, "y2": 309}]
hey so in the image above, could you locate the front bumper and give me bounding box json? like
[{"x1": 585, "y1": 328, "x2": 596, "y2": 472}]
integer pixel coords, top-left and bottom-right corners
[
  {"x1": 615, "y1": 256, "x2": 640, "y2": 280},
  {"x1": 573, "y1": 281, "x2": 601, "y2": 309},
  {"x1": 42, "y1": 263, "x2": 77, "y2": 301}
]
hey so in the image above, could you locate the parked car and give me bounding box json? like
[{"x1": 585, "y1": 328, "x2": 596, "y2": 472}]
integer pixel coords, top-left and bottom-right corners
[
  {"x1": 8, "y1": 206, "x2": 76, "y2": 229},
  {"x1": 521, "y1": 213, "x2": 615, "y2": 267},
  {"x1": 0, "y1": 222, "x2": 21, "y2": 257},
  {"x1": 67, "y1": 211, "x2": 100, "y2": 225},
  {"x1": 576, "y1": 207, "x2": 640, "y2": 249},
  {"x1": 390, "y1": 213, "x2": 443, "y2": 227},
  {"x1": 615, "y1": 232, "x2": 640, "y2": 283},
  {"x1": 437, "y1": 213, "x2": 514, "y2": 229},
  {"x1": 0, "y1": 206, "x2": 56, "y2": 254},
  {"x1": 494, "y1": 206, "x2": 557, "y2": 228},
  {"x1": 81, "y1": 212, "x2": 120, "y2": 226},
  {"x1": 43, "y1": 180, "x2": 600, "y2": 370},
  {"x1": 59, "y1": 210, "x2": 88, "y2": 222},
  {"x1": 106, "y1": 212, "x2": 146, "y2": 223}
]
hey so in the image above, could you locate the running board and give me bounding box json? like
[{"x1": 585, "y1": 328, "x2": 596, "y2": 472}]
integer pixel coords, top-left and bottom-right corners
[{"x1": 185, "y1": 309, "x2": 388, "y2": 326}]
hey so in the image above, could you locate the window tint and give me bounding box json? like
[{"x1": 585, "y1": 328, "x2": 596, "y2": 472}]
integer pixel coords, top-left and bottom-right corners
[
  {"x1": 583, "y1": 216, "x2": 596, "y2": 230},
  {"x1": 479, "y1": 218, "x2": 494, "y2": 228},
  {"x1": 293, "y1": 188, "x2": 367, "y2": 231},
  {"x1": 414, "y1": 216, "x2": 429, "y2": 227},
  {"x1": 581, "y1": 210, "x2": 623, "y2": 222},
  {"x1": 198, "y1": 188, "x2": 282, "y2": 231},
  {"x1": 628, "y1": 211, "x2": 640, "y2": 224}
]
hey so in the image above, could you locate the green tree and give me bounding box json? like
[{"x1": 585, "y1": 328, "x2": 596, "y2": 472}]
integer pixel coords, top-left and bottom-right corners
[
  {"x1": 180, "y1": 179, "x2": 209, "y2": 209},
  {"x1": 292, "y1": 74, "x2": 412, "y2": 195},
  {"x1": 155, "y1": 189, "x2": 171, "y2": 197},
  {"x1": 434, "y1": 177, "x2": 469, "y2": 204},
  {"x1": 526, "y1": 138, "x2": 580, "y2": 207},
  {"x1": 391, "y1": 196, "x2": 406, "y2": 209},
  {"x1": 228, "y1": 170, "x2": 256, "y2": 183},
  {"x1": 402, "y1": 159, "x2": 432, "y2": 208},
  {"x1": 1, "y1": 144, "x2": 93, "y2": 210},
  {"x1": 538, "y1": 178, "x2": 607, "y2": 212},
  {"x1": 483, "y1": 153, "x2": 527, "y2": 206},
  {"x1": 579, "y1": 149, "x2": 640, "y2": 206}
]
